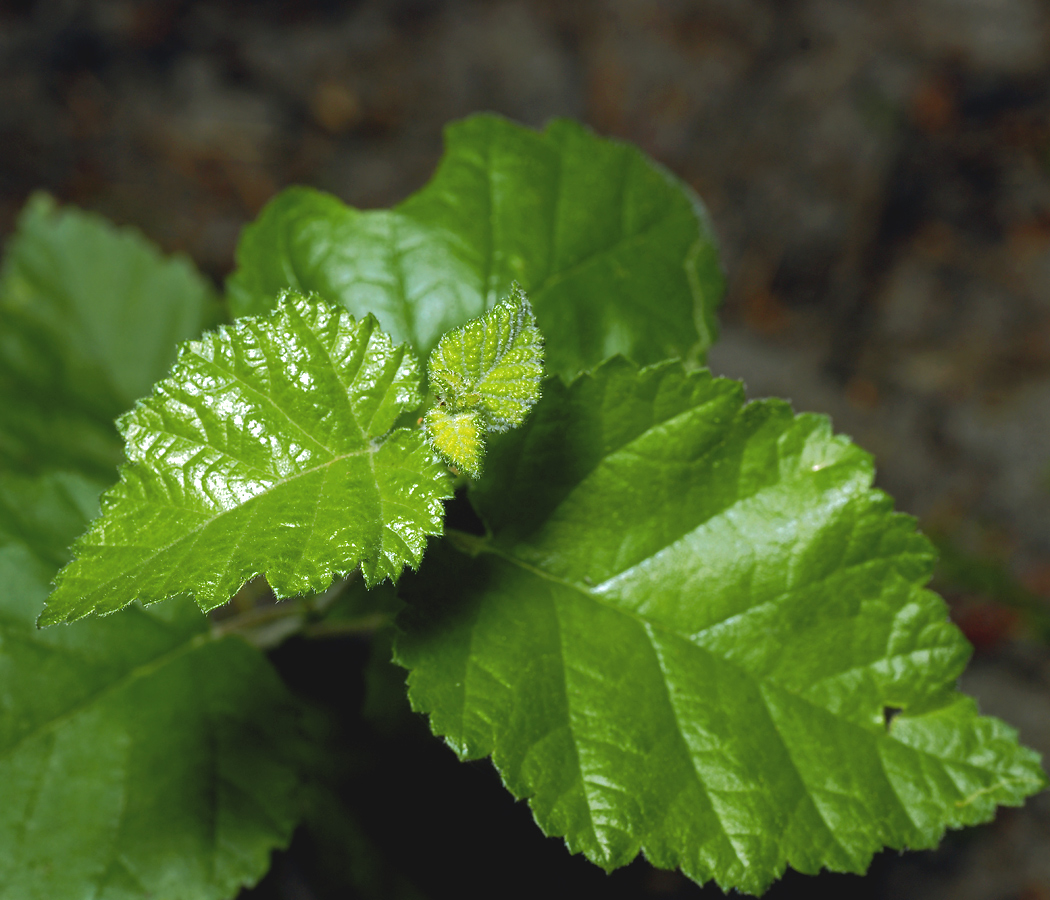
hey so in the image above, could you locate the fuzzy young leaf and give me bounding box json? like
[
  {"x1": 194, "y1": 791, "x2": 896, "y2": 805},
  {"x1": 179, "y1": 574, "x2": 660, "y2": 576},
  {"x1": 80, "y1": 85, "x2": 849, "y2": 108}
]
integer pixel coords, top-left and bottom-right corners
[
  {"x1": 428, "y1": 285, "x2": 543, "y2": 432},
  {"x1": 424, "y1": 286, "x2": 543, "y2": 476},
  {"x1": 228, "y1": 115, "x2": 723, "y2": 378},
  {"x1": 424, "y1": 408, "x2": 485, "y2": 479},
  {"x1": 0, "y1": 194, "x2": 215, "y2": 479},
  {"x1": 40, "y1": 291, "x2": 452, "y2": 625},
  {"x1": 0, "y1": 471, "x2": 307, "y2": 900},
  {"x1": 396, "y1": 359, "x2": 1047, "y2": 895}
]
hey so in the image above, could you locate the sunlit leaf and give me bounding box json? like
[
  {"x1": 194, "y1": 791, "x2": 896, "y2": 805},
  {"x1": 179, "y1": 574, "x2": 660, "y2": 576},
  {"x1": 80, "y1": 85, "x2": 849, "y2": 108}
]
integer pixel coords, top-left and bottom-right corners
[
  {"x1": 40, "y1": 291, "x2": 452, "y2": 625},
  {"x1": 396, "y1": 358, "x2": 1047, "y2": 895},
  {"x1": 424, "y1": 408, "x2": 485, "y2": 479},
  {"x1": 427, "y1": 284, "x2": 543, "y2": 432},
  {"x1": 424, "y1": 286, "x2": 543, "y2": 476}
]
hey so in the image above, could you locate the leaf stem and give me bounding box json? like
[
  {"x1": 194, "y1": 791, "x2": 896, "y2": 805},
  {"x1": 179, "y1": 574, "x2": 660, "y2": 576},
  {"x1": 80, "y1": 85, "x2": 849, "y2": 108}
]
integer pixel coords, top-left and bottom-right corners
[
  {"x1": 211, "y1": 600, "x2": 304, "y2": 639},
  {"x1": 210, "y1": 572, "x2": 362, "y2": 647},
  {"x1": 443, "y1": 527, "x2": 490, "y2": 555},
  {"x1": 300, "y1": 612, "x2": 392, "y2": 639}
]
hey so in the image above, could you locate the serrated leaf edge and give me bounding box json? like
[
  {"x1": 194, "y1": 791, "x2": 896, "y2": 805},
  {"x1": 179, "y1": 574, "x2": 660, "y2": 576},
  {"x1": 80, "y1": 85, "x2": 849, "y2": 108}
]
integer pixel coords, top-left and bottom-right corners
[
  {"x1": 396, "y1": 356, "x2": 1048, "y2": 895},
  {"x1": 40, "y1": 293, "x2": 452, "y2": 625}
]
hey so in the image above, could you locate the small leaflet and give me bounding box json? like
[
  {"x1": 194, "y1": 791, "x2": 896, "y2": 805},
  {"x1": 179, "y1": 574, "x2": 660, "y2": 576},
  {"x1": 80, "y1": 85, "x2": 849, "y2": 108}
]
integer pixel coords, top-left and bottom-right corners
[
  {"x1": 424, "y1": 408, "x2": 485, "y2": 479},
  {"x1": 425, "y1": 285, "x2": 543, "y2": 476}
]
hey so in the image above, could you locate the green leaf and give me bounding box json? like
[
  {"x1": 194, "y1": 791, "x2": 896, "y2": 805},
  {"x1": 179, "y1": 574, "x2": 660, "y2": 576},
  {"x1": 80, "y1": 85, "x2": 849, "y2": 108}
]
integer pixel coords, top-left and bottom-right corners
[
  {"x1": 423, "y1": 285, "x2": 544, "y2": 476},
  {"x1": 427, "y1": 285, "x2": 543, "y2": 432},
  {"x1": 0, "y1": 471, "x2": 307, "y2": 900},
  {"x1": 41, "y1": 291, "x2": 452, "y2": 625},
  {"x1": 423, "y1": 408, "x2": 485, "y2": 480},
  {"x1": 227, "y1": 114, "x2": 723, "y2": 379},
  {"x1": 0, "y1": 469, "x2": 105, "y2": 570},
  {"x1": 395, "y1": 358, "x2": 1047, "y2": 896},
  {"x1": 0, "y1": 194, "x2": 216, "y2": 479}
]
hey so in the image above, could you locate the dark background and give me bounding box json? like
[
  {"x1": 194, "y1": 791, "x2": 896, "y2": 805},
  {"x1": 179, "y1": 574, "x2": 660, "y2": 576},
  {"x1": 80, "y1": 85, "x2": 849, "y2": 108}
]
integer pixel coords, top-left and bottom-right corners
[{"x1": 2, "y1": 1, "x2": 1050, "y2": 898}]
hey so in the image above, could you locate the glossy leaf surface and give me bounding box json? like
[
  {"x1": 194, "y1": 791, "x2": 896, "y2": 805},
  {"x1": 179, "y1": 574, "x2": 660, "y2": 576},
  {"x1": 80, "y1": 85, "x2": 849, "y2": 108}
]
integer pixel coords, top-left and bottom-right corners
[
  {"x1": 0, "y1": 471, "x2": 306, "y2": 900},
  {"x1": 396, "y1": 359, "x2": 1046, "y2": 895},
  {"x1": 41, "y1": 291, "x2": 452, "y2": 625},
  {"x1": 227, "y1": 114, "x2": 723, "y2": 378},
  {"x1": 0, "y1": 194, "x2": 215, "y2": 478}
]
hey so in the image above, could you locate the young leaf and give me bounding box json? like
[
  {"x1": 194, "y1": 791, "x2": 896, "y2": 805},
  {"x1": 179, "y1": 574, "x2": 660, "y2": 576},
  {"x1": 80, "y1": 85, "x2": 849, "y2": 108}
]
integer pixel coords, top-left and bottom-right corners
[
  {"x1": 427, "y1": 285, "x2": 543, "y2": 432},
  {"x1": 40, "y1": 291, "x2": 452, "y2": 625},
  {"x1": 0, "y1": 194, "x2": 215, "y2": 478},
  {"x1": 227, "y1": 114, "x2": 723, "y2": 378},
  {"x1": 424, "y1": 408, "x2": 484, "y2": 479},
  {"x1": 395, "y1": 358, "x2": 1047, "y2": 896},
  {"x1": 0, "y1": 472, "x2": 307, "y2": 900},
  {"x1": 424, "y1": 286, "x2": 544, "y2": 476}
]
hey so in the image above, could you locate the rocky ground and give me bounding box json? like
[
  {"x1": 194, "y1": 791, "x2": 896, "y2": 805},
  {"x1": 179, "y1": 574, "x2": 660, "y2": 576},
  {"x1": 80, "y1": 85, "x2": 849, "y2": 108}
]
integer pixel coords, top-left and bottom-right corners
[{"x1": 2, "y1": 1, "x2": 1050, "y2": 897}]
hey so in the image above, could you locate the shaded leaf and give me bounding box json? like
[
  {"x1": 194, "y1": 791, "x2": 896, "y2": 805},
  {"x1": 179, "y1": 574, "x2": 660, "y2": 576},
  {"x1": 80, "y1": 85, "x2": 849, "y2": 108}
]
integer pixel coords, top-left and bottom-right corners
[
  {"x1": 395, "y1": 358, "x2": 1046, "y2": 895},
  {"x1": 0, "y1": 471, "x2": 307, "y2": 900},
  {"x1": 228, "y1": 115, "x2": 723, "y2": 378},
  {"x1": 41, "y1": 291, "x2": 452, "y2": 625},
  {"x1": 0, "y1": 194, "x2": 215, "y2": 478}
]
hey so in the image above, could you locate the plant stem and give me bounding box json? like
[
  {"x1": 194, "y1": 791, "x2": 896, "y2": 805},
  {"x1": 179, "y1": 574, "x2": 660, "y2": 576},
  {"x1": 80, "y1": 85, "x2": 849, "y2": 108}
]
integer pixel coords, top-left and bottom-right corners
[
  {"x1": 210, "y1": 573, "x2": 364, "y2": 647},
  {"x1": 300, "y1": 612, "x2": 392, "y2": 639},
  {"x1": 210, "y1": 600, "x2": 304, "y2": 639}
]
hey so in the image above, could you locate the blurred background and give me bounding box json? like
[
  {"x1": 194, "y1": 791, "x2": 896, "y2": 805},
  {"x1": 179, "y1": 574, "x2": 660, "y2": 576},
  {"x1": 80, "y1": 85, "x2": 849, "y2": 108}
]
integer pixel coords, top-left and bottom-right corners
[{"x1": 2, "y1": 1, "x2": 1050, "y2": 897}]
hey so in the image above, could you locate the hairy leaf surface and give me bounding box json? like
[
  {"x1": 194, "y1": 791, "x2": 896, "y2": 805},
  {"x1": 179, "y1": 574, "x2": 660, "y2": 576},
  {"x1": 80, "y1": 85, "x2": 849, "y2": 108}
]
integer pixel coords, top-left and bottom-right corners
[
  {"x1": 41, "y1": 291, "x2": 452, "y2": 625},
  {"x1": 227, "y1": 115, "x2": 723, "y2": 378},
  {"x1": 0, "y1": 471, "x2": 306, "y2": 900},
  {"x1": 0, "y1": 194, "x2": 215, "y2": 478},
  {"x1": 427, "y1": 284, "x2": 543, "y2": 432},
  {"x1": 424, "y1": 285, "x2": 543, "y2": 476},
  {"x1": 424, "y1": 408, "x2": 485, "y2": 479},
  {"x1": 395, "y1": 359, "x2": 1046, "y2": 895}
]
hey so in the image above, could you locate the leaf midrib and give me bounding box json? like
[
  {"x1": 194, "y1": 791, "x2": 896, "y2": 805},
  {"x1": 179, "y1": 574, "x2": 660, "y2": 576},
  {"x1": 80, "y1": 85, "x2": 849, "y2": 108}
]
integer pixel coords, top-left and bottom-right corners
[
  {"x1": 470, "y1": 539, "x2": 1019, "y2": 849},
  {"x1": 180, "y1": 333, "x2": 343, "y2": 462},
  {"x1": 456, "y1": 536, "x2": 984, "y2": 874},
  {"x1": 56, "y1": 440, "x2": 384, "y2": 619},
  {"x1": 0, "y1": 623, "x2": 211, "y2": 765},
  {"x1": 459, "y1": 535, "x2": 941, "y2": 725}
]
